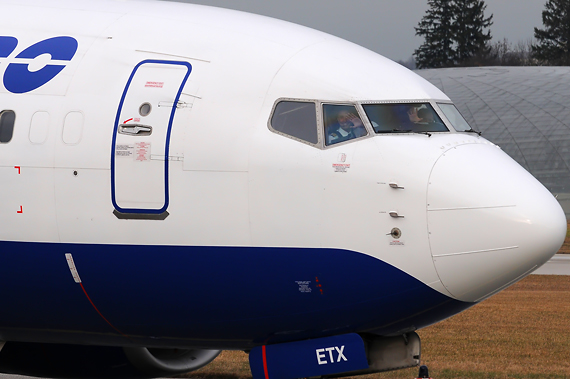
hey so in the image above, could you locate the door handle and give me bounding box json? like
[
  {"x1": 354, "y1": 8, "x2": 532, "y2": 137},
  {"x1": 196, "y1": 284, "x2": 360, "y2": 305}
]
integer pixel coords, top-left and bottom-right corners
[{"x1": 119, "y1": 124, "x2": 153, "y2": 136}]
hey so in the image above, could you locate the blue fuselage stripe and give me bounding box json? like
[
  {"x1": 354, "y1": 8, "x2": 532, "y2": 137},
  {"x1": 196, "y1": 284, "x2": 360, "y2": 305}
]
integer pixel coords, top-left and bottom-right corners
[{"x1": 0, "y1": 241, "x2": 472, "y2": 348}]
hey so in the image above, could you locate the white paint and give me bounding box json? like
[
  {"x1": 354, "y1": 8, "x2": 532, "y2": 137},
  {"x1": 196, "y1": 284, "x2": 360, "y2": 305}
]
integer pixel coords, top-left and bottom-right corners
[
  {"x1": 335, "y1": 346, "x2": 347, "y2": 362},
  {"x1": 427, "y1": 143, "x2": 567, "y2": 301},
  {"x1": 65, "y1": 253, "x2": 81, "y2": 284},
  {"x1": 316, "y1": 349, "x2": 327, "y2": 365},
  {"x1": 316, "y1": 346, "x2": 347, "y2": 365}
]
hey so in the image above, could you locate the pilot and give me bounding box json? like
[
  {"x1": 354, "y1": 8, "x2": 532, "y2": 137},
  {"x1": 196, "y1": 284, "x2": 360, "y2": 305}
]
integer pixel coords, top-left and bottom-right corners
[
  {"x1": 417, "y1": 107, "x2": 447, "y2": 131},
  {"x1": 417, "y1": 108, "x2": 435, "y2": 124},
  {"x1": 326, "y1": 110, "x2": 367, "y2": 145},
  {"x1": 407, "y1": 106, "x2": 422, "y2": 123}
]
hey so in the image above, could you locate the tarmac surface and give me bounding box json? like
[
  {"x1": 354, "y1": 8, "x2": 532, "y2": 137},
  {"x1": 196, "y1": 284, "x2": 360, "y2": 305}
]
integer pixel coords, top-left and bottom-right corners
[{"x1": 532, "y1": 254, "x2": 570, "y2": 275}]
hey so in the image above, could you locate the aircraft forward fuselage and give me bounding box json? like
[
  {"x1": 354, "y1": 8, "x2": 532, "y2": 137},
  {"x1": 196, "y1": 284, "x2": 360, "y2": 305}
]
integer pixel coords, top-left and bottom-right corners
[{"x1": 0, "y1": 1, "x2": 566, "y2": 378}]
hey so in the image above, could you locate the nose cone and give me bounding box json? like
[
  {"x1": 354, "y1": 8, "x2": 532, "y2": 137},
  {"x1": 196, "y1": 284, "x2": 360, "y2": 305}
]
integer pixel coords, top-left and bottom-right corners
[{"x1": 427, "y1": 143, "x2": 567, "y2": 302}]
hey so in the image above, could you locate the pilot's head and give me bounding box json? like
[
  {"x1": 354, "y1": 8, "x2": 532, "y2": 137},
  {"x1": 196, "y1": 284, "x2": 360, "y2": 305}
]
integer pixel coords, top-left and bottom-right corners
[{"x1": 337, "y1": 111, "x2": 354, "y2": 129}]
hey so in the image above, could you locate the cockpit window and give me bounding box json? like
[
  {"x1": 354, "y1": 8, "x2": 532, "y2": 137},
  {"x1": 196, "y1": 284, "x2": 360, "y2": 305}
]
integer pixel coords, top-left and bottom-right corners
[
  {"x1": 437, "y1": 103, "x2": 474, "y2": 132},
  {"x1": 270, "y1": 101, "x2": 318, "y2": 144},
  {"x1": 362, "y1": 103, "x2": 448, "y2": 134},
  {"x1": 323, "y1": 104, "x2": 367, "y2": 146}
]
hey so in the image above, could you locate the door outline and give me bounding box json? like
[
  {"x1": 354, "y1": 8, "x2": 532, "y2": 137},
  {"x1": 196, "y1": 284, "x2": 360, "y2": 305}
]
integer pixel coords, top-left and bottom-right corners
[{"x1": 111, "y1": 59, "x2": 192, "y2": 216}]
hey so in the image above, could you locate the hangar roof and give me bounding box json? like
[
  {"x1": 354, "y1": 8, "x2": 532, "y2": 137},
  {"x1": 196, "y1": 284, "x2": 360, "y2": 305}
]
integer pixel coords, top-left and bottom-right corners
[{"x1": 417, "y1": 67, "x2": 570, "y2": 216}]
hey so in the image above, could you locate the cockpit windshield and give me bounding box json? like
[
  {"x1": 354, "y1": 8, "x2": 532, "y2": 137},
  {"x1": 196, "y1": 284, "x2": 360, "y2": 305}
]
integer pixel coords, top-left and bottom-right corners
[
  {"x1": 437, "y1": 103, "x2": 475, "y2": 132},
  {"x1": 362, "y1": 103, "x2": 448, "y2": 134}
]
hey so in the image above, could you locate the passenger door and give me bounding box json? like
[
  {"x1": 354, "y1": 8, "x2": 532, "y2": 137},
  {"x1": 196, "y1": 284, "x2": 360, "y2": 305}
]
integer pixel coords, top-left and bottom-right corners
[{"x1": 111, "y1": 60, "x2": 191, "y2": 218}]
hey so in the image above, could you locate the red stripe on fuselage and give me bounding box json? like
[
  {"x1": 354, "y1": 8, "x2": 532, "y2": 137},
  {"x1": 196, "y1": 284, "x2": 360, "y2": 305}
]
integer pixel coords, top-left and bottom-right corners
[
  {"x1": 79, "y1": 282, "x2": 129, "y2": 339},
  {"x1": 262, "y1": 345, "x2": 269, "y2": 379}
]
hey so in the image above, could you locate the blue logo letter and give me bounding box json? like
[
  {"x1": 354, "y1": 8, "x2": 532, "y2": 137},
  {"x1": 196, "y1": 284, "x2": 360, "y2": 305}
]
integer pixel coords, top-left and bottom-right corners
[
  {"x1": 0, "y1": 36, "x2": 17, "y2": 58},
  {"x1": 4, "y1": 36, "x2": 78, "y2": 94}
]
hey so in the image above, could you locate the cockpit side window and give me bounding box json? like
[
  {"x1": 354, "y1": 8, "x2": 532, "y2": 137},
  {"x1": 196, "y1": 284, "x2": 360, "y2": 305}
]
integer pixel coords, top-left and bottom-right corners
[
  {"x1": 270, "y1": 101, "x2": 318, "y2": 145},
  {"x1": 0, "y1": 110, "x2": 15, "y2": 143},
  {"x1": 437, "y1": 103, "x2": 474, "y2": 132},
  {"x1": 362, "y1": 103, "x2": 448, "y2": 133},
  {"x1": 323, "y1": 104, "x2": 367, "y2": 146}
]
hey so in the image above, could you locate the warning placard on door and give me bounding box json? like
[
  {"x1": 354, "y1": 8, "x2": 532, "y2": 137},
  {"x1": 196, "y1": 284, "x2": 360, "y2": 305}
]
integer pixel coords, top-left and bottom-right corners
[
  {"x1": 115, "y1": 143, "x2": 151, "y2": 162},
  {"x1": 134, "y1": 142, "x2": 151, "y2": 162},
  {"x1": 115, "y1": 144, "x2": 134, "y2": 158}
]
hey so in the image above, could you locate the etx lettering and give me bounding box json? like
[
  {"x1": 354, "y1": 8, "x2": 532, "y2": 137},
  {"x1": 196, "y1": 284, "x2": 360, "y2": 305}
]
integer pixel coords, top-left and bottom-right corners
[{"x1": 316, "y1": 345, "x2": 347, "y2": 365}]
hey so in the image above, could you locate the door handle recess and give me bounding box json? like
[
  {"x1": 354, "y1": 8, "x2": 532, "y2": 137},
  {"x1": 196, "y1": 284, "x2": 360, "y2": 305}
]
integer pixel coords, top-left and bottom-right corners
[{"x1": 119, "y1": 124, "x2": 153, "y2": 136}]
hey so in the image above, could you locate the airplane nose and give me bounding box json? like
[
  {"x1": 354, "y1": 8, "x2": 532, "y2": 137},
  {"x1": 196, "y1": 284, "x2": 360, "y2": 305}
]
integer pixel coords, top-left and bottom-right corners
[{"x1": 427, "y1": 142, "x2": 567, "y2": 302}]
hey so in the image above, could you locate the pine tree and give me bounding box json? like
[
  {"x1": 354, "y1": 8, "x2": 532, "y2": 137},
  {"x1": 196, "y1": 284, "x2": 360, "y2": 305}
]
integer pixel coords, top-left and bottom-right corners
[
  {"x1": 533, "y1": 0, "x2": 570, "y2": 65},
  {"x1": 414, "y1": 0, "x2": 493, "y2": 68},
  {"x1": 453, "y1": 0, "x2": 493, "y2": 66},
  {"x1": 414, "y1": 0, "x2": 455, "y2": 69}
]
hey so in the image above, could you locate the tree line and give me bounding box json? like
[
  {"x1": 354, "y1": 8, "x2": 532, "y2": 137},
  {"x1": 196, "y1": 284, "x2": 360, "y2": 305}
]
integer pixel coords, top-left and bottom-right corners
[{"x1": 413, "y1": 0, "x2": 570, "y2": 69}]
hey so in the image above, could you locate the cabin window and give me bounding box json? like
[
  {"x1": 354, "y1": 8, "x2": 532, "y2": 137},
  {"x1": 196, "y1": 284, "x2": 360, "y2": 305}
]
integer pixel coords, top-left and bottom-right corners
[
  {"x1": 270, "y1": 101, "x2": 318, "y2": 144},
  {"x1": 362, "y1": 103, "x2": 448, "y2": 133},
  {"x1": 0, "y1": 110, "x2": 15, "y2": 143},
  {"x1": 29, "y1": 111, "x2": 50, "y2": 144},
  {"x1": 323, "y1": 104, "x2": 367, "y2": 146},
  {"x1": 62, "y1": 111, "x2": 85, "y2": 145}
]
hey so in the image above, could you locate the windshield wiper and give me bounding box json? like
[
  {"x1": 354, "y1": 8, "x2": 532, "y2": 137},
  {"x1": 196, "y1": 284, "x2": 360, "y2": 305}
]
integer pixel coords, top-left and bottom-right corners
[
  {"x1": 393, "y1": 129, "x2": 432, "y2": 137},
  {"x1": 391, "y1": 129, "x2": 412, "y2": 133},
  {"x1": 464, "y1": 129, "x2": 482, "y2": 136}
]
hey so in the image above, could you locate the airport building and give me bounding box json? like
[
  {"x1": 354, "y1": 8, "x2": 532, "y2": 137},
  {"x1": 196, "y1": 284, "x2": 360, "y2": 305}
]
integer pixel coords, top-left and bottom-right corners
[{"x1": 418, "y1": 67, "x2": 570, "y2": 217}]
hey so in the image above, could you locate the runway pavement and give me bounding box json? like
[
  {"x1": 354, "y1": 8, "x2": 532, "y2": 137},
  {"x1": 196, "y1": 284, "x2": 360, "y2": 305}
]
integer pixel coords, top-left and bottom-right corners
[{"x1": 532, "y1": 254, "x2": 570, "y2": 275}]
